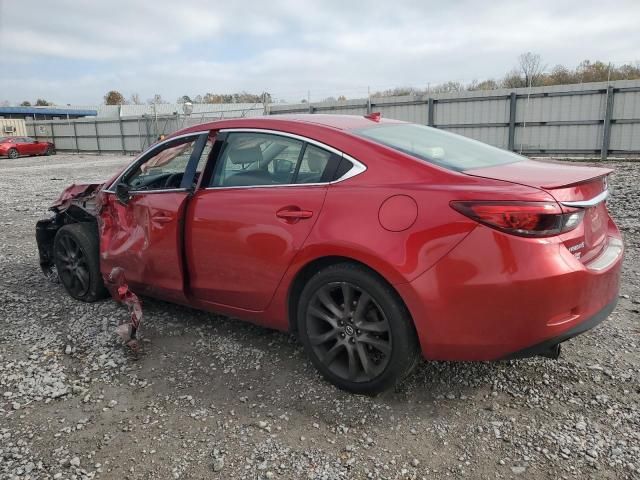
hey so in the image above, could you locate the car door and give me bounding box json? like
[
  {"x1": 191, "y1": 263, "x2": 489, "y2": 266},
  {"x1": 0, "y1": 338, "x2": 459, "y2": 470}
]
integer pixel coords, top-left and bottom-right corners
[
  {"x1": 99, "y1": 131, "x2": 212, "y2": 303},
  {"x1": 185, "y1": 130, "x2": 341, "y2": 312},
  {"x1": 19, "y1": 137, "x2": 37, "y2": 155},
  {"x1": 13, "y1": 138, "x2": 27, "y2": 155}
]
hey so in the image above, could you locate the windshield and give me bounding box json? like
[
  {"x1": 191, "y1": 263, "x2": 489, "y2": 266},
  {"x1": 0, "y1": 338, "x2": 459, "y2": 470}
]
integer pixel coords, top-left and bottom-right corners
[
  {"x1": 0, "y1": 137, "x2": 12, "y2": 143},
  {"x1": 354, "y1": 124, "x2": 524, "y2": 171}
]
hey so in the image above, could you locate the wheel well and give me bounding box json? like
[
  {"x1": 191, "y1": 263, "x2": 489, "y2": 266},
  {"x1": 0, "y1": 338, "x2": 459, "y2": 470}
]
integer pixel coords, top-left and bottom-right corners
[
  {"x1": 36, "y1": 209, "x2": 98, "y2": 278},
  {"x1": 287, "y1": 256, "x2": 413, "y2": 335}
]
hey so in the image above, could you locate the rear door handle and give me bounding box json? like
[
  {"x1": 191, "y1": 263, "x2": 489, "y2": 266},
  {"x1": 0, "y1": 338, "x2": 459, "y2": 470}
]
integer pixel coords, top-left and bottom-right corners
[{"x1": 276, "y1": 207, "x2": 313, "y2": 222}]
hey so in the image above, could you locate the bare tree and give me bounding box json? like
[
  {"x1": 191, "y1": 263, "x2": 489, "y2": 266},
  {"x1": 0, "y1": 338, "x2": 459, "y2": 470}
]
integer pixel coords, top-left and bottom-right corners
[
  {"x1": 147, "y1": 94, "x2": 168, "y2": 104},
  {"x1": 129, "y1": 93, "x2": 142, "y2": 105},
  {"x1": 518, "y1": 52, "x2": 545, "y2": 87}
]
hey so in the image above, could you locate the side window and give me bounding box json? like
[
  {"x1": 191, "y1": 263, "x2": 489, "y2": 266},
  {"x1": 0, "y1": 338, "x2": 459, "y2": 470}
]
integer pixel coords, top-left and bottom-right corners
[
  {"x1": 212, "y1": 132, "x2": 303, "y2": 187},
  {"x1": 125, "y1": 135, "x2": 203, "y2": 191},
  {"x1": 295, "y1": 145, "x2": 333, "y2": 184}
]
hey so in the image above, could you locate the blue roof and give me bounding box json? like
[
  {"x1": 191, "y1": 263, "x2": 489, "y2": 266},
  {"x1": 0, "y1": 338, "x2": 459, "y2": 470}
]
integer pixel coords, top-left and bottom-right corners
[{"x1": 0, "y1": 107, "x2": 97, "y2": 116}]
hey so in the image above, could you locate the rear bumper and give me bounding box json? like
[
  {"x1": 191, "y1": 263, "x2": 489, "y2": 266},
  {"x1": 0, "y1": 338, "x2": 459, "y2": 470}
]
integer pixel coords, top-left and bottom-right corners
[
  {"x1": 397, "y1": 218, "x2": 623, "y2": 361},
  {"x1": 502, "y1": 297, "x2": 617, "y2": 359}
]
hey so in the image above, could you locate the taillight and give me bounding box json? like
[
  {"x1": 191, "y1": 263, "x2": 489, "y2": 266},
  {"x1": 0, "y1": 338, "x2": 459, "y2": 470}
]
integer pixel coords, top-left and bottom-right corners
[{"x1": 450, "y1": 201, "x2": 584, "y2": 237}]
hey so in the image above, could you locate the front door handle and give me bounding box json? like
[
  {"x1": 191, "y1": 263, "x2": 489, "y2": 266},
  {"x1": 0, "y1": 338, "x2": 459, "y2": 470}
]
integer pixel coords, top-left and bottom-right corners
[
  {"x1": 276, "y1": 207, "x2": 313, "y2": 223},
  {"x1": 152, "y1": 215, "x2": 173, "y2": 224}
]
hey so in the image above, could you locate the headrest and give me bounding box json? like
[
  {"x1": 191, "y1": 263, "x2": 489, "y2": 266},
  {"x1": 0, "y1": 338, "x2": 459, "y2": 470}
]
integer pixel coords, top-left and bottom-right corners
[{"x1": 228, "y1": 145, "x2": 263, "y2": 165}]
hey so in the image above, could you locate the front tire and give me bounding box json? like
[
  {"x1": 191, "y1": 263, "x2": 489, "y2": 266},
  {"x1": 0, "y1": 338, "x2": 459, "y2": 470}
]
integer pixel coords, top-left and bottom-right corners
[
  {"x1": 53, "y1": 223, "x2": 108, "y2": 302},
  {"x1": 46, "y1": 145, "x2": 56, "y2": 156},
  {"x1": 8, "y1": 148, "x2": 18, "y2": 159},
  {"x1": 297, "y1": 263, "x2": 420, "y2": 395}
]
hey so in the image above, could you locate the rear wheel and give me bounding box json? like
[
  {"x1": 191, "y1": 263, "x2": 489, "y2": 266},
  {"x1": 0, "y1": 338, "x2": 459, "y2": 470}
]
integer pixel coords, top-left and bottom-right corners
[
  {"x1": 297, "y1": 263, "x2": 420, "y2": 395},
  {"x1": 53, "y1": 223, "x2": 108, "y2": 302},
  {"x1": 8, "y1": 148, "x2": 18, "y2": 159}
]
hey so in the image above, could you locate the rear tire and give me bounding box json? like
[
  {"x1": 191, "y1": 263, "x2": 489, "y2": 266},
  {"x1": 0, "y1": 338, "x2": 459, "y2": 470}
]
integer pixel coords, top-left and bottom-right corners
[
  {"x1": 8, "y1": 148, "x2": 18, "y2": 159},
  {"x1": 53, "y1": 223, "x2": 108, "y2": 302},
  {"x1": 297, "y1": 263, "x2": 420, "y2": 395}
]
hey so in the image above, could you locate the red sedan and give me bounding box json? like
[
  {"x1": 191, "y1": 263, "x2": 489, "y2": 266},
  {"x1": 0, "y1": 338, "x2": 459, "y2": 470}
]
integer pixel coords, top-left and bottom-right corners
[
  {"x1": 35, "y1": 115, "x2": 623, "y2": 394},
  {"x1": 0, "y1": 136, "x2": 56, "y2": 158}
]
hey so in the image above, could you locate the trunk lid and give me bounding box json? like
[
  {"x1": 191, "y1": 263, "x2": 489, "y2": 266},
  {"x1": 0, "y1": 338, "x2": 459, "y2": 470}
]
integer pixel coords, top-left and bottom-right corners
[{"x1": 465, "y1": 159, "x2": 612, "y2": 264}]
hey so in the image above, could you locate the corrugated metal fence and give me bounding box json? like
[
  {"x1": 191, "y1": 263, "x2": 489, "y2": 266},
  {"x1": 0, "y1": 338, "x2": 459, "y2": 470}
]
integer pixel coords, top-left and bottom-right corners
[
  {"x1": 26, "y1": 107, "x2": 263, "y2": 154},
  {"x1": 26, "y1": 80, "x2": 640, "y2": 158},
  {"x1": 270, "y1": 79, "x2": 640, "y2": 159}
]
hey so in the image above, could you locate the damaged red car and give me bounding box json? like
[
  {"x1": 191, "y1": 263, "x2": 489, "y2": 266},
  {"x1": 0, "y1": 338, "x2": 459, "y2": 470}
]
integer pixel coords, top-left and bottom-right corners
[{"x1": 36, "y1": 115, "x2": 623, "y2": 394}]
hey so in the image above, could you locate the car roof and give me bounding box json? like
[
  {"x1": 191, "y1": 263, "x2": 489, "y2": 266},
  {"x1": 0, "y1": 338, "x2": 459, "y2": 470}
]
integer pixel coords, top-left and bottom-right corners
[
  {"x1": 178, "y1": 114, "x2": 406, "y2": 137},
  {"x1": 260, "y1": 114, "x2": 405, "y2": 130}
]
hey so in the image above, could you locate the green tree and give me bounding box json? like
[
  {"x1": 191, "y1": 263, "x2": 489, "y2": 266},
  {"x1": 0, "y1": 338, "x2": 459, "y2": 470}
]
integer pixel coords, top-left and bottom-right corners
[
  {"x1": 20, "y1": 101, "x2": 32, "y2": 106},
  {"x1": 35, "y1": 98, "x2": 52, "y2": 106}
]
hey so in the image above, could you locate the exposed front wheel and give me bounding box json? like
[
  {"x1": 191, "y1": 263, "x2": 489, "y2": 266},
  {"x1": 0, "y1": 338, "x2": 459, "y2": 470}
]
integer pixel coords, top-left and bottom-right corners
[
  {"x1": 46, "y1": 146, "x2": 56, "y2": 156},
  {"x1": 297, "y1": 263, "x2": 420, "y2": 395},
  {"x1": 53, "y1": 223, "x2": 108, "y2": 302},
  {"x1": 8, "y1": 148, "x2": 18, "y2": 159}
]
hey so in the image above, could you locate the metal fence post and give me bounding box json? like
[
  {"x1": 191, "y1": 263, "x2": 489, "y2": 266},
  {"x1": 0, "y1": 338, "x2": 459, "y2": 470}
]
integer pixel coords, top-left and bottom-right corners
[
  {"x1": 508, "y1": 92, "x2": 517, "y2": 151},
  {"x1": 94, "y1": 120, "x2": 101, "y2": 154},
  {"x1": 51, "y1": 122, "x2": 57, "y2": 148},
  {"x1": 72, "y1": 121, "x2": 79, "y2": 153},
  {"x1": 601, "y1": 86, "x2": 615, "y2": 161},
  {"x1": 119, "y1": 117, "x2": 125, "y2": 153},
  {"x1": 144, "y1": 116, "x2": 151, "y2": 149},
  {"x1": 427, "y1": 98, "x2": 435, "y2": 126}
]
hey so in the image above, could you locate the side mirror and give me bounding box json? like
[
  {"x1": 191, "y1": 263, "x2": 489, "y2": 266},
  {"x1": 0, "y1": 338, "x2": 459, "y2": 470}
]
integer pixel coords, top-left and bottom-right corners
[{"x1": 115, "y1": 183, "x2": 130, "y2": 204}]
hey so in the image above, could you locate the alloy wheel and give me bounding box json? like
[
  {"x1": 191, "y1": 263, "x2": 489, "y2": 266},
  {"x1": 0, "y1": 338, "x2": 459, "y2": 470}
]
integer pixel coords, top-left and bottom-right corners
[
  {"x1": 305, "y1": 282, "x2": 392, "y2": 383},
  {"x1": 55, "y1": 233, "x2": 90, "y2": 297}
]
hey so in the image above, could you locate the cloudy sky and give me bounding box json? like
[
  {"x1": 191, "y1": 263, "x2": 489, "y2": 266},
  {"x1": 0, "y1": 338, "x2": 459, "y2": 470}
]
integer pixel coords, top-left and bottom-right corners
[{"x1": 1, "y1": 0, "x2": 639, "y2": 105}]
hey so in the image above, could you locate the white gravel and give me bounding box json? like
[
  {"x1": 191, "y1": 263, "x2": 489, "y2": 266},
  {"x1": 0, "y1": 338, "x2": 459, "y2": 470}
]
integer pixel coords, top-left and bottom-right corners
[{"x1": 0, "y1": 153, "x2": 638, "y2": 479}]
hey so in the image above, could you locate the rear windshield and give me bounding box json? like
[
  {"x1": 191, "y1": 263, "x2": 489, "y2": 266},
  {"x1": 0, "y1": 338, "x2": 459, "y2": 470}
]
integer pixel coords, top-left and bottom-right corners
[{"x1": 354, "y1": 124, "x2": 524, "y2": 171}]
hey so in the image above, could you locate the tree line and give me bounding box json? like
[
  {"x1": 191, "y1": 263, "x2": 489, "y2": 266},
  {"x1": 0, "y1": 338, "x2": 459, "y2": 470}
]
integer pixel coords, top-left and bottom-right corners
[
  {"x1": 102, "y1": 91, "x2": 272, "y2": 106},
  {"x1": 370, "y1": 53, "x2": 640, "y2": 98}
]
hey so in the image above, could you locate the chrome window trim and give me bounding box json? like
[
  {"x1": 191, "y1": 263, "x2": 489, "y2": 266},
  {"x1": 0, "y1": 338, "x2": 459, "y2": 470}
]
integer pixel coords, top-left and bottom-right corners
[
  {"x1": 102, "y1": 188, "x2": 189, "y2": 196},
  {"x1": 104, "y1": 130, "x2": 210, "y2": 193},
  {"x1": 203, "y1": 128, "x2": 367, "y2": 189},
  {"x1": 560, "y1": 190, "x2": 609, "y2": 208}
]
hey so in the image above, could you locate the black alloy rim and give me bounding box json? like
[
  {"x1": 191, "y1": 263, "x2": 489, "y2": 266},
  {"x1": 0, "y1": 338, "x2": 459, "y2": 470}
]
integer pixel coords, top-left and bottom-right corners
[
  {"x1": 55, "y1": 234, "x2": 90, "y2": 297},
  {"x1": 305, "y1": 282, "x2": 392, "y2": 383}
]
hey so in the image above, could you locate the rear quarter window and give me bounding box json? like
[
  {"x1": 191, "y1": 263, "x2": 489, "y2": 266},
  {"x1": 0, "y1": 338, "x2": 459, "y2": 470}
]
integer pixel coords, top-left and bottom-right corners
[{"x1": 354, "y1": 124, "x2": 524, "y2": 171}]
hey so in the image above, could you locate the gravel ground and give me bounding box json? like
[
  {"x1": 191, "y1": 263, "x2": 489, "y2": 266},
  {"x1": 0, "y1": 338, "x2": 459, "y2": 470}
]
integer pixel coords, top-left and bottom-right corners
[{"x1": 0, "y1": 153, "x2": 638, "y2": 480}]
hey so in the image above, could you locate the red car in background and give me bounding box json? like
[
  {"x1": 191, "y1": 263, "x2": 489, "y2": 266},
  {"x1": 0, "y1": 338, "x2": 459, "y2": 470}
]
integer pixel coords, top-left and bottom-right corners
[
  {"x1": 0, "y1": 136, "x2": 56, "y2": 158},
  {"x1": 35, "y1": 115, "x2": 623, "y2": 394}
]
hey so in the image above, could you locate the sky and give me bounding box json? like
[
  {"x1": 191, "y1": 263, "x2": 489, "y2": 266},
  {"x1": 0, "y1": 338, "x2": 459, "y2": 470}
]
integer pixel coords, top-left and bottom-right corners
[{"x1": 1, "y1": 0, "x2": 639, "y2": 105}]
